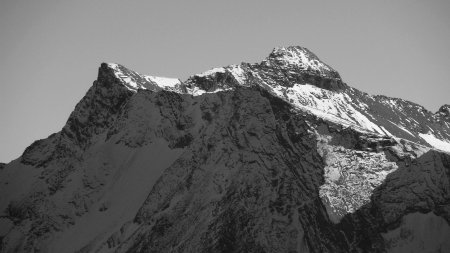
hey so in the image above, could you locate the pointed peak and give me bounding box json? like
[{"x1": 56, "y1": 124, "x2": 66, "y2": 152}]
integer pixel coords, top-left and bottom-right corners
[
  {"x1": 264, "y1": 46, "x2": 341, "y2": 80},
  {"x1": 266, "y1": 46, "x2": 320, "y2": 64},
  {"x1": 269, "y1": 45, "x2": 316, "y2": 57}
]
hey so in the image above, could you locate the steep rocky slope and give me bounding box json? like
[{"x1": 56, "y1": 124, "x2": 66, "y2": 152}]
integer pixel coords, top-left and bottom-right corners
[{"x1": 1, "y1": 46, "x2": 449, "y2": 253}]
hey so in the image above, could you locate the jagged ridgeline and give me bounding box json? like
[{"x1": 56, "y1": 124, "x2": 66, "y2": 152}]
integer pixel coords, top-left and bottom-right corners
[{"x1": 1, "y1": 46, "x2": 450, "y2": 253}]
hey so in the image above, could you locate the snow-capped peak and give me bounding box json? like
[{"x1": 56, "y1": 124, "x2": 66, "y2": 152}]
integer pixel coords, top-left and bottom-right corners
[
  {"x1": 264, "y1": 46, "x2": 341, "y2": 79},
  {"x1": 103, "y1": 51, "x2": 450, "y2": 153},
  {"x1": 2, "y1": 46, "x2": 450, "y2": 253},
  {"x1": 106, "y1": 63, "x2": 181, "y2": 92}
]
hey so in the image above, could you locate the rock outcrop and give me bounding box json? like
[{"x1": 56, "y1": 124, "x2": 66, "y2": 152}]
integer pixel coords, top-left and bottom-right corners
[{"x1": 1, "y1": 46, "x2": 449, "y2": 253}]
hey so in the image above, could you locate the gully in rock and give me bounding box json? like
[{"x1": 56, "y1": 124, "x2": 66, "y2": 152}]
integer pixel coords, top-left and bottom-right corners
[{"x1": 0, "y1": 46, "x2": 449, "y2": 253}]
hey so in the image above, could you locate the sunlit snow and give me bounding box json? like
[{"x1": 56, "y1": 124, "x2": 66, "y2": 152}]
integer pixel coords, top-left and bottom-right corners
[
  {"x1": 271, "y1": 47, "x2": 335, "y2": 76},
  {"x1": 273, "y1": 84, "x2": 386, "y2": 135},
  {"x1": 195, "y1": 67, "x2": 226, "y2": 77},
  {"x1": 227, "y1": 65, "x2": 246, "y2": 84},
  {"x1": 143, "y1": 75, "x2": 180, "y2": 88},
  {"x1": 107, "y1": 63, "x2": 181, "y2": 92},
  {"x1": 419, "y1": 132, "x2": 450, "y2": 153}
]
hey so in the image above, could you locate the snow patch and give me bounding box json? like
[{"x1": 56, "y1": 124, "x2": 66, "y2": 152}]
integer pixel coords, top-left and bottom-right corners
[
  {"x1": 272, "y1": 84, "x2": 385, "y2": 135},
  {"x1": 317, "y1": 138, "x2": 398, "y2": 223},
  {"x1": 187, "y1": 87, "x2": 233, "y2": 96},
  {"x1": 143, "y1": 75, "x2": 180, "y2": 88},
  {"x1": 107, "y1": 63, "x2": 180, "y2": 92},
  {"x1": 107, "y1": 63, "x2": 140, "y2": 91},
  {"x1": 195, "y1": 67, "x2": 226, "y2": 77},
  {"x1": 380, "y1": 126, "x2": 394, "y2": 137},
  {"x1": 419, "y1": 132, "x2": 450, "y2": 153},
  {"x1": 318, "y1": 141, "x2": 398, "y2": 223},
  {"x1": 227, "y1": 65, "x2": 246, "y2": 84},
  {"x1": 396, "y1": 124, "x2": 415, "y2": 137}
]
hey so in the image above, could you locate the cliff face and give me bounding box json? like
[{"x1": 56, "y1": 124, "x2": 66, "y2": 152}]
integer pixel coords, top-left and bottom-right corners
[{"x1": 1, "y1": 46, "x2": 449, "y2": 253}]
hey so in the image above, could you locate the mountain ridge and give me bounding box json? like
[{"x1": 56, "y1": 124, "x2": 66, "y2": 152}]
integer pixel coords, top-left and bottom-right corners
[
  {"x1": 97, "y1": 46, "x2": 450, "y2": 154},
  {"x1": 1, "y1": 46, "x2": 449, "y2": 253}
]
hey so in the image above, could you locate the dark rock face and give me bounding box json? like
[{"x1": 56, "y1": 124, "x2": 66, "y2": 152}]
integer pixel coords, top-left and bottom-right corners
[
  {"x1": 1, "y1": 47, "x2": 450, "y2": 253},
  {"x1": 62, "y1": 63, "x2": 134, "y2": 147},
  {"x1": 128, "y1": 88, "x2": 331, "y2": 252},
  {"x1": 437, "y1": 104, "x2": 450, "y2": 118},
  {"x1": 21, "y1": 64, "x2": 134, "y2": 168},
  {"x1": 334, "y1": 145, "x2": 450, "y2": 252},
  {"x1": 186, "y1": 70, "x2": 239, "y2": 91}
]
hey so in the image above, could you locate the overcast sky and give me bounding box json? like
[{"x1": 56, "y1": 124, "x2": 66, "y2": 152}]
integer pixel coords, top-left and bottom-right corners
[{"x1": 1, "y1": 0, "x2": 449, "y2": 162}]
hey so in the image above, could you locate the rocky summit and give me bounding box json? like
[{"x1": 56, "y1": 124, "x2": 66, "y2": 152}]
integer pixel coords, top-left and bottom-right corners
[{"x1": 1, "y1": 46, "x2": 450, "y2": 253}]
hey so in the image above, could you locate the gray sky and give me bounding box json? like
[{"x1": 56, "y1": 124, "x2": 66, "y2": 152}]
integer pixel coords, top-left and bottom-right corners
[{"x1": 1, "y1": 0, "x2": 449, "y2": 163}]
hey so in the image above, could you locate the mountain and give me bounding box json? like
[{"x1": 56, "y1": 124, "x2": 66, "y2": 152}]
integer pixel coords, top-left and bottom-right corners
[{"x1": 1, "y1": 46, "x2": 450, "y2": 253}]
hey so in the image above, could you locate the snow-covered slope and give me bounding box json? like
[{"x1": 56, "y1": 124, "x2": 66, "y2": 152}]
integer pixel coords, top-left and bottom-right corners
[
  {"x1": 107, "y1": 63, "x2": 182, "y2": 93},
  {"x1": 1, "y1": 46, "x2": 450, "y2": 253}
]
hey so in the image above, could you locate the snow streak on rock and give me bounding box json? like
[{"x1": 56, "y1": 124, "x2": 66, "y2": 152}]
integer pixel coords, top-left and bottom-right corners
[
  {"x1": 266, "y1": 46, "x2": 337, "y2": 77},
  {"x1": 107, "y1": 63, "x2": 182, "y2": 92},
  {"x1": 1, "y1": 46, "x2": 450, "y2": 253},
  {"x1": 419, "y1": 132, "x2": 450, "y2": 153}
]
